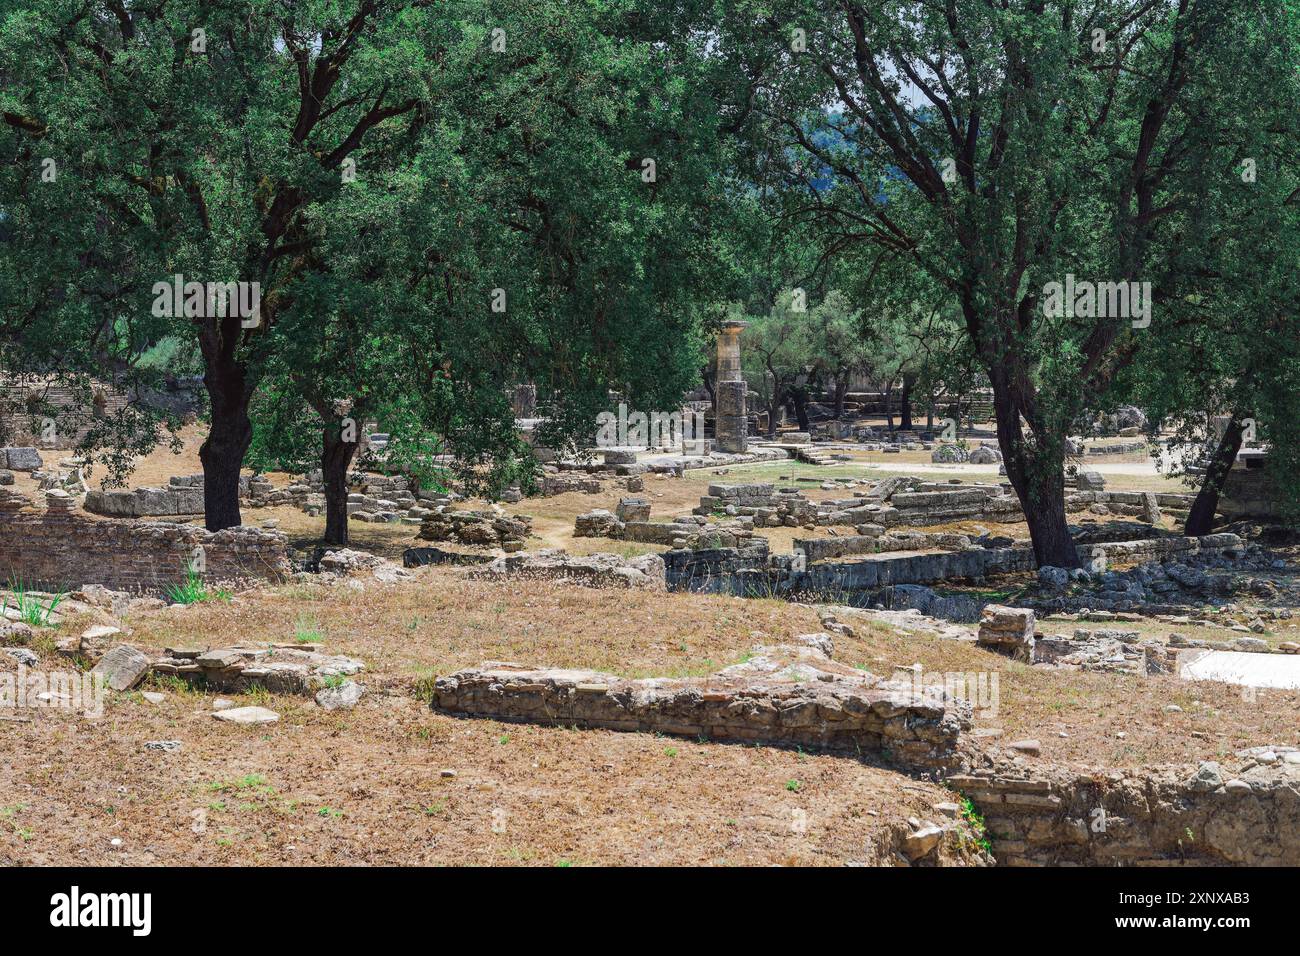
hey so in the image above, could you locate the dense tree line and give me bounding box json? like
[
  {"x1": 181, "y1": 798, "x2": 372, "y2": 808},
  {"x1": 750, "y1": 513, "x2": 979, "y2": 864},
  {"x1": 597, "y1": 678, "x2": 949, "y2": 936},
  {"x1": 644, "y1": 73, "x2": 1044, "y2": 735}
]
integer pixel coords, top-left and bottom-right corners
[{"x1": 2, "y1": 0, "x2": 1297, "y2": 555}]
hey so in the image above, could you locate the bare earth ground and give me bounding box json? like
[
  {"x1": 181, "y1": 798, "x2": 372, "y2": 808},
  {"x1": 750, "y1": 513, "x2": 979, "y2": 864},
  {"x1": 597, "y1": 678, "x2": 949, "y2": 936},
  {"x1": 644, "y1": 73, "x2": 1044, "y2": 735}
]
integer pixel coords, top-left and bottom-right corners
[
  {"x1": 3, "y1": 572, "x2": 1298, "y2": 866},
  {"x1": 2, "y1": 578, "x2": 985, "y2": 867},
  {"x1": 3, "y1": 426, "x2": 1294, "y2": 865}
]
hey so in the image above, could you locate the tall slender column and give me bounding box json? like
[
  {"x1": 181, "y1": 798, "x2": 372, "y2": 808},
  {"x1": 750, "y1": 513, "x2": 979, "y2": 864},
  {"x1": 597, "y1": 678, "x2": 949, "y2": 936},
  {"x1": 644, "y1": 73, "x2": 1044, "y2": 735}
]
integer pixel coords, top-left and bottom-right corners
[{"x1": 715, "y1": 320, "x2": 748, "y2": 453}]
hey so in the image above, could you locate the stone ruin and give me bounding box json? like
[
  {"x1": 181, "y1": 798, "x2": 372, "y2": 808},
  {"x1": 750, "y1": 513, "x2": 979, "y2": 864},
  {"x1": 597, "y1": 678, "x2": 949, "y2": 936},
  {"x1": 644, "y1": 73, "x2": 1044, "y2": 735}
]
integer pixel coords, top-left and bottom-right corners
[
  {"x1": 931, "y1": 442, "x2": 1002, "y2": 464},
  {"x1": 85, "y1": 475, "x2": 207, "y2": 518},
  {"x1": 434, "y1": 635, "x2": 971, "y2": 770},
  {"x1": 417, "y1": 508, "x2": 532, "y2": 550},
  {"x1": 575, "y1": 492, "x2": 767, "y2": 550},
  {"x1": 693, "y1": 482, "x2": 817, "y2": 525},
  {"x1": 470, "y1": 549, "x2": 666, "y2": 589},
  {"x1": 151, "y1": 643, "x2": 364, "y2": 695},
  {"x1": 0, "y1": 488, "x2": 290, "y2": 593},
  {"x1": 713, "y1": 319, "x2": 749, "y2": 454},
  {"x1": 949, "y1": 747, "x2": 1300, "y2": 866},
  {"x1": 654, "y1": 474, "x2": 1191, "y2": 532},
  {"x1": 0, "y1": 446, "x2": 43, "y2": 473},
  {"x1": 44, "y1": 621, "x2": 368, "y2": 711},
  {"x1": 976, "y1": 605, "x2": 1037, "y2": 661},
  {"x1": 972, "y1": 602, "x2": 1295, "y2": 681}
]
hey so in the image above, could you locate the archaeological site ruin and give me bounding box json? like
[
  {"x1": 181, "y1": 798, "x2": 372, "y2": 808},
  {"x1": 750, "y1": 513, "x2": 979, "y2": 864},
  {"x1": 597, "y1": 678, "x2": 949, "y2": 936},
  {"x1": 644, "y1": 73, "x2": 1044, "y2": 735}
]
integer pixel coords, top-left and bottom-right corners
[{"x1": 1, "y1": 0, "x2": 1297, "y2": 929}]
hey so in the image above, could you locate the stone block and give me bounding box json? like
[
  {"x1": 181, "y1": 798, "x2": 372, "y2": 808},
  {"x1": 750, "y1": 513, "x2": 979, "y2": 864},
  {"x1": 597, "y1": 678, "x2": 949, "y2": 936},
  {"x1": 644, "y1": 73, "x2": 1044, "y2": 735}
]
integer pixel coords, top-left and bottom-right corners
[
  {"x1": 978, "y1": 605, "x2": 1036, "y2": 660},
  {"x1": 615, "y1": 497, "x2": 651, "y2": 522},
  {"x1": 91, "y1": 644, "x2": 151, "y2": 691},
  {"x1": 2, "y1": 447, "x2": 43, "y2": 471}
]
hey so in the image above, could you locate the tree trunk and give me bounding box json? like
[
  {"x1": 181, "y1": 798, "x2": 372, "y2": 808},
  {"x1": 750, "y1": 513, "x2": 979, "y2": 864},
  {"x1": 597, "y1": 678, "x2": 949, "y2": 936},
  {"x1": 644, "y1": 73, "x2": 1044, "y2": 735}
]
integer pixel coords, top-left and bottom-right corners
[
  {"x1": 792, "y1": 388, "x2": 810, "y2": 430},
  {"x1": 198, "y1": 363, "x2": 252, "y2": 532},
  {"x1": 321, "y1": 426, "x2": 360, "y2": 545},
  {"x1": 883, "y1": 379, "x2": 894, "y2": 430},
  {"x1": 991, "y1": 378, "x2": 1081, "y2": 568},
  {"x1": 834, "y1": 375, "x2": 848, "y2": 419},
  {"x1": 899, "y1": 372, "x2": 916, "y2": 431},
  {"x1": 1185, "y1": 417, "x2": 1243, "y2": 536}
]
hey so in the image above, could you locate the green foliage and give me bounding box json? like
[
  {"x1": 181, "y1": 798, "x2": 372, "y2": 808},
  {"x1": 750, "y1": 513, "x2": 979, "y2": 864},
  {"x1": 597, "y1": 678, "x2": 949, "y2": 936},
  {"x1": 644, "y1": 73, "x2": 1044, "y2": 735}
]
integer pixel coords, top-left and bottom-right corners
[
  {"x1": 164, "y1": 567, "x2": 229, "y2": 606},
  {"x1": 3, "y1": 578, "x2": 65, "y2": 627},
  {"x1": 959, "y1": 796, "x2": 992, "y2": 854}
]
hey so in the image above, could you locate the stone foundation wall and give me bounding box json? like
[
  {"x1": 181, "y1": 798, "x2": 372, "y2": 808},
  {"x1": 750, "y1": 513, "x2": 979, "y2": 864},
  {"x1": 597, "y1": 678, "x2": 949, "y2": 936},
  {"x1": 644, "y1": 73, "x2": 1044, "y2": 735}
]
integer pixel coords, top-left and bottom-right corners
[
  {"x1": 0, "y1": 489, "x2": 290, "y2": 592},
  {"x1": 861, "y1": 487, "x2": 1197, "y2": 529},
  {"x1": 948, "y1": 758, "x2": 1300, "y2": 866},
  {"x1": 434, "y1": 644, "x2": 970, "y2": 770},
  {"x1": 663, "y1": 543, "x2": 772, "y2": 592},
  {"x1": 667, "y1": 534, "x2": 1245, "y2": 598},
  {"x1": 0, "y1": 383, "x2": 132, "y2": 449}
]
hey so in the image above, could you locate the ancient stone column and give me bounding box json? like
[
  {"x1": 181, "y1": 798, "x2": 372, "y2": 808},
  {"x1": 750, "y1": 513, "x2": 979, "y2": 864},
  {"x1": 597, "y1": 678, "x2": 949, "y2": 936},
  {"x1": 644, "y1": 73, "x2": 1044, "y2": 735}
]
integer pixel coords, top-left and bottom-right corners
[{"x1": 715, "y1": 320, "x2": 748, "y2": 453}]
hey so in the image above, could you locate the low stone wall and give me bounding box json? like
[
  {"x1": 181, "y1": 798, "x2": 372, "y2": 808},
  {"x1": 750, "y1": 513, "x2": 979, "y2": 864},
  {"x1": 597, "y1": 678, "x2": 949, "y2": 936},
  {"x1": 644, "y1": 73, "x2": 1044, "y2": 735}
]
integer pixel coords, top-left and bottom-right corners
[
  {"x1": 666, "y1": 533, "x2": 1245, "y2": 599},
  {"x1": 801, "y1": 547, "x2": 1036, "y2": 591},
  {"x1": 84, "y1": 479, "x2": 205, "y2": 517},
  {"x1": 470, "y1": 549, "x2": 666, "y2": 589},
  {"x1": 693, "y1": 483, "x2": 816, "y2": 526},
  {"x1": 794, "y1": 534, "x2": 1244, "y2": 591},
  {"x1": 1089, "y1": 532, "x2": 1243, "y2": 567},
  {"x1": 663, "y1": 543, "x2": 771, "y2": 592},
  {"x1": 0, "y1": 489, "x2": 291, "y2": 592},
  {"x1": 1083, "y1": 440, "x2": 1147, "y2": 456},
  {"x1": 815, "y1": 478, "x2": 1199, "y2": 530},
  {"x1": 539, "y1": 473, "x2": 604, "y2": 497},
  {"x1": 795, "y1": 530, "x2": 974, "y2": 564},
  {"x1": 152, "y1": 644, "x2": 363, "y2": 695},
  {"x1": 948, "y1": 755, "x2": 1300, "y2": 865},
  {"x1": 418, "y1": 509, "x2": 531, "y2": 548},
  {"x1": 434, "y1": 641, "x2": 971, "y2": 770}
]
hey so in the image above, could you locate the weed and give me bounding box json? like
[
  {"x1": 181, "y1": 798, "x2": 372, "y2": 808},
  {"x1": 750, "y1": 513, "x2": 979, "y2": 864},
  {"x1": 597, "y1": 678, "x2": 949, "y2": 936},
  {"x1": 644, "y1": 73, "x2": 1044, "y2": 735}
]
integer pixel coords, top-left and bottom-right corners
[
  {"x1": 294, "y1": 613, "x2": 323, "y2": 643},
  {"x1": 166, "y1": 563, "x2": 233, "y2": 606},
  {"x1": 4, "y1": 578, "x2": 66, "y2": 627},
  {"x1": 958, "y1": 796, "x2": 993, "y2": 854},
  {"x1": 411, "y1": 671, "x2": 438, "y2": 702}
]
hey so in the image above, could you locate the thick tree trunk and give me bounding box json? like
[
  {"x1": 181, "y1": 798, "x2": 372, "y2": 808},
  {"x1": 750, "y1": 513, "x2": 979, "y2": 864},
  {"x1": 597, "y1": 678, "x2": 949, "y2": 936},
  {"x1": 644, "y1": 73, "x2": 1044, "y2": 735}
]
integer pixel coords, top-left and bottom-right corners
[
  {"x1": 792, "y1": 388, "x2": 810, "y2": 431},
  {"x1": 991, "y1": 378, "x2": 1081, "y2": 568},
  {"x1": 833, "y1": 376, "x2": 848, "y2": 419},
  {"x1": 1185, "y1": 417, "x2": 1243, "y2": 536},
  {"x1": 883, "y1": 379, "x2": 894, "y2": 430},
  {"x1": 321, "y1": 426, "x2": 360, "y2": 545},
  {"x1": 198, "y1": 363, "x2": 252, "y2": 532},
  {"x1": 899, "y1": 372, "x2": 916, "y2": 431}
]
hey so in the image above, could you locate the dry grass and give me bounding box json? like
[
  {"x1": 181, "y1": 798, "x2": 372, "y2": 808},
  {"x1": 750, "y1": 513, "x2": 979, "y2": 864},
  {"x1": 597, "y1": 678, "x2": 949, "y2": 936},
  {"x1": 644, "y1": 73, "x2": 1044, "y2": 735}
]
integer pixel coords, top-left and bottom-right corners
[
  {"x1": 3, "y1": 426, "x2": 1291, "y2": 866},
  {"x1": 2, "y1": 570, "x2": 1296, "y2": 867},
  {"x1": 0, "y1": 577, "x2": 985, "y2": 867}
]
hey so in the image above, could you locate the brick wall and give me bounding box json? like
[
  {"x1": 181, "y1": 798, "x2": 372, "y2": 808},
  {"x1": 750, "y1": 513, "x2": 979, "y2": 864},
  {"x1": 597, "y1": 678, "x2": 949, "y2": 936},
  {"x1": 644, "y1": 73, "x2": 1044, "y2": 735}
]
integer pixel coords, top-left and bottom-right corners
[
  {"x1": 947, "y1": 761, "x2": 1300, "y2": 866},
  {"x1": 0, "y1": 490, "x2": 291, "y2": 593}
]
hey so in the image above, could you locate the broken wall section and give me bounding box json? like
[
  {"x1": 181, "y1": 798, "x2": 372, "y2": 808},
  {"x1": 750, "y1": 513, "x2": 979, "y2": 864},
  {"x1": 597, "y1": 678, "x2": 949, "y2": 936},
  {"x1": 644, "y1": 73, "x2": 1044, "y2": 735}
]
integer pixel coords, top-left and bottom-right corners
[{"x1": 0, "y1": 489, "x2": 290, "y2": 593}]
